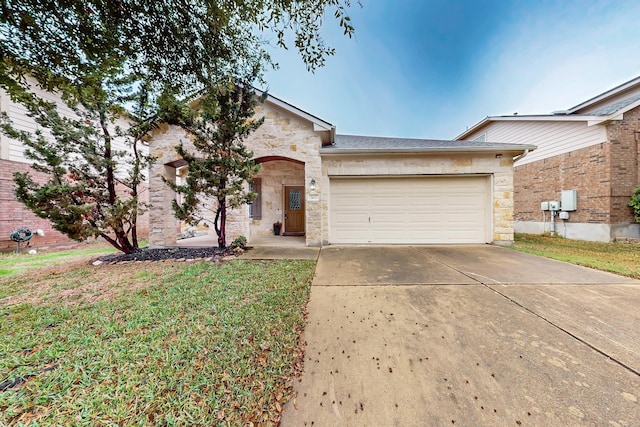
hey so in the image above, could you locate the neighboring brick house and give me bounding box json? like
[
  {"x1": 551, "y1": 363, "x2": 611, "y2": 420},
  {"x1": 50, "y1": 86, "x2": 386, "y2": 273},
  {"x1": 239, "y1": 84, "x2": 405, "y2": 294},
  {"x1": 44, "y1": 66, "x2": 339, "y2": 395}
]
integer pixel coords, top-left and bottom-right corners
[
  {"x1": 456, "y1": 75, "x2": 640, "y2": 242},
  {"x1": 149, "y1": 93, "x2": 533, "y2": 247},
  {"x1": 0, "y1": 83, "x2": 149, "y2": 251}
]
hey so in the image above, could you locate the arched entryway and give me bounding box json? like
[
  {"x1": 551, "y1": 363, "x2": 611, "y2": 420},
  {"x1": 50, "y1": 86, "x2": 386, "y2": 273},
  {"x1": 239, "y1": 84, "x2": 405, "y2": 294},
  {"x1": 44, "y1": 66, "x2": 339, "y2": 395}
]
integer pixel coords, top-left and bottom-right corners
[{"x1": 251, "y1": 156, "x2": 306, "y2": 241}]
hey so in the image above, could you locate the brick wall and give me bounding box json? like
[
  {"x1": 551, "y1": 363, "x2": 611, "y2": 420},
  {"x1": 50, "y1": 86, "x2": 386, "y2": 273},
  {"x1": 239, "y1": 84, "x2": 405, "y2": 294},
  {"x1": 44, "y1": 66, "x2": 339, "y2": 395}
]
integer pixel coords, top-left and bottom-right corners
[
  {"x1": 514, "y1": 142, "x2": 612, "y2": 223},
  {"x1": 1, "y1": 158, "x2": 149, "y2": 251},
  {"x1": 514, "y1": 105, "x2": 640, "y2": 226},
  {"x1": 1, "y1": 159, "x2": 75, "y2": 250},
  {"x1": 606, "y1": 106, "x2": 640, "y2": 223}
]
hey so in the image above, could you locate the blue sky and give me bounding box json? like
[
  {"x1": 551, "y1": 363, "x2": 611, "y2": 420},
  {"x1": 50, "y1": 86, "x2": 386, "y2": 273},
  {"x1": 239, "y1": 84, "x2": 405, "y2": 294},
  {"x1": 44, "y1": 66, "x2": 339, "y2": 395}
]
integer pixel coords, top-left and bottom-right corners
[{"x1": 264, "y1": 0, "x2": 640, "y2": 140}]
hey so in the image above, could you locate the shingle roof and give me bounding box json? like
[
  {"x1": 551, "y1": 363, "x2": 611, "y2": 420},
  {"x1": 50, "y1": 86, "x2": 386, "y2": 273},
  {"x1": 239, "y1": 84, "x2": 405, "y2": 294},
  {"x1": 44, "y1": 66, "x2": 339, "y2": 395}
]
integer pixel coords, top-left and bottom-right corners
[
  {"x1": 587, "y1": 94, "x2": 640, "y2": 116},
  {"x1": 320, "y1": 134, "x2": 535, "y2": 154}
]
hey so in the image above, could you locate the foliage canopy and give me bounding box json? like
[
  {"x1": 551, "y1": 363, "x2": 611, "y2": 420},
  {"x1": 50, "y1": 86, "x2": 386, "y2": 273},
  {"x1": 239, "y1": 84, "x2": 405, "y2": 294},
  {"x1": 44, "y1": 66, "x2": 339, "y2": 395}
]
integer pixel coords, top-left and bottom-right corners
[
  {"x1": 161, "y1": 78, "x2": 265, "y2": 248},
  {"x1": 0, "y1": 0, "x2": 356, "y2": 252}
]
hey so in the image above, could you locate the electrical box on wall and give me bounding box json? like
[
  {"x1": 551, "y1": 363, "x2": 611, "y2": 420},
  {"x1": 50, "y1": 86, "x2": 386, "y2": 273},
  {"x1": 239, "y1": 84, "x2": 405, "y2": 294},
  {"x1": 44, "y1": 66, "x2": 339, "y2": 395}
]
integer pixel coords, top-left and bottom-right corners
[
  {"x1": 549, "y1": 201, "x2": 561, "y2": 211},
  {"x1": 541, "y1": 201, "x2": 550, "y2": 211},
  {"x1": 561, "y1": 189, "x2": 577, "y2": 211},
  {"x1": 559, "y1": 211, "x2": 570, "y2": 220}
]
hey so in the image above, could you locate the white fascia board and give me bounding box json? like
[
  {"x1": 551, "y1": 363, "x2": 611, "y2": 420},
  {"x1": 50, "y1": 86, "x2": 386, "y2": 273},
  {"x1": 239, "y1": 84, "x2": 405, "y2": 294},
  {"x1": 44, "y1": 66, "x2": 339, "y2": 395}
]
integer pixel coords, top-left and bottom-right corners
[
  {"x1": 320, "y1": 146, "x2": 536, "y2": 156},
  {"x1": 455, "y1": 114, "x2": 605, "y2": 140},
  {"x1": 455, "y1": 117, "x2": 491, "y2": 140},
  {"x1": 567, "y1": 75, "x2": 640, "y2": 113},
  {"x1": 485, "y1": 115, "x2": 603, "y2": 122},
  {"x1": 313, "y1": 122, "x2": 333, "y2": 132}
]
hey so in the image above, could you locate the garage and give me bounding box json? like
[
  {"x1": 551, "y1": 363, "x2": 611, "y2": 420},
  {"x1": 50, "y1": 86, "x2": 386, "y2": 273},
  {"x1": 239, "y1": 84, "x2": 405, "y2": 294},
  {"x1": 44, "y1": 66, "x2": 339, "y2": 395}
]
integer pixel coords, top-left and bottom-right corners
[{"x1": 329, "y1": 176, "x2": 491, "y2": 244}]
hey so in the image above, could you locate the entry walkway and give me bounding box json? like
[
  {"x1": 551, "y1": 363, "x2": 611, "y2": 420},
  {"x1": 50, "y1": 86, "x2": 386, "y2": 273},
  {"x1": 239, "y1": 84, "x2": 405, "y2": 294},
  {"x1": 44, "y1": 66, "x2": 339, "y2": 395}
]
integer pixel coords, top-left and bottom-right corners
[{"x1": 174, "y1": 233, "x2": 318, "y2": 260}]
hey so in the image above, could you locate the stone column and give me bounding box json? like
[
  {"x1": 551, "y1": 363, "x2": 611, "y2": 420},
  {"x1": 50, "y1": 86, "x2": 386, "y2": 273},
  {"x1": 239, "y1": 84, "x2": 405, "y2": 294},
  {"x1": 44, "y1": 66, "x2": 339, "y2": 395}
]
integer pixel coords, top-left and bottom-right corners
[
  {"x1": 305, "y1": 157, "x2": 323, "y2": 247},
  {"x1": 148, "y1": 164, "x2": 177, "y2": 247}
]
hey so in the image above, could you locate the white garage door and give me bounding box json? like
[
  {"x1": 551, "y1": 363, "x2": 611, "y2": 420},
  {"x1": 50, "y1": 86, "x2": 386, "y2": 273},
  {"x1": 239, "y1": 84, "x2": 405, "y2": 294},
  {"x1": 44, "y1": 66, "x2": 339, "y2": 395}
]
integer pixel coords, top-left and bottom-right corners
[{"x1": 329, "y1": 176, "x2": 490, "y2": 244}]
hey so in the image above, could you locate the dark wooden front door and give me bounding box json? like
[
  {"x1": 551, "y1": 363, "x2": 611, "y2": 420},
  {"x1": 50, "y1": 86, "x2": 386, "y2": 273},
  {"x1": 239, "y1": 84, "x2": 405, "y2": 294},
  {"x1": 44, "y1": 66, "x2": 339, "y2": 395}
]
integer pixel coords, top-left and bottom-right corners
[{"x1": 284, "y1": 186, "x2": 305, "y2": 235}]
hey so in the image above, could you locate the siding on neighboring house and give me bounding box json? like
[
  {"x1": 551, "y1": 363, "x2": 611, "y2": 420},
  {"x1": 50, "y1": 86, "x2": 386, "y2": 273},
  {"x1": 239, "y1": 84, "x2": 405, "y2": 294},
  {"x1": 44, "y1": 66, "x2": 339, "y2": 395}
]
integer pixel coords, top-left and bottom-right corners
[{"x1": 467, "y1": 120, "x2": 607, "y2": 166}]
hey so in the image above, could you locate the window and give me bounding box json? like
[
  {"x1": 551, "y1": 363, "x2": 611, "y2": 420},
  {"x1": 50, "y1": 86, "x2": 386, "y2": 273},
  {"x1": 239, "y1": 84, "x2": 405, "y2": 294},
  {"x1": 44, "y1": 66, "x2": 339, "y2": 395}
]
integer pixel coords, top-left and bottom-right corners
[
  {"x1": 249, "y1": 178, "x2": 262, "y2": 219},
  {"x1": 472, "y1": 133, "x2": 486, "y2": 142}
]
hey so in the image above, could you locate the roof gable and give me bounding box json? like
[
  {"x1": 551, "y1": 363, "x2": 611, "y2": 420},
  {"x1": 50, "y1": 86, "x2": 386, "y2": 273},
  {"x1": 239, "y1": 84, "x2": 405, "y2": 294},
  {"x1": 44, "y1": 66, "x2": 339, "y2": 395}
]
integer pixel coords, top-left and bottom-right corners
[
  {"x1": 457, "y1": 75, "x2": 640, "y2": 140},
  {"x1": 255, "y1": 90, "x2": 335, "y2": 143}
]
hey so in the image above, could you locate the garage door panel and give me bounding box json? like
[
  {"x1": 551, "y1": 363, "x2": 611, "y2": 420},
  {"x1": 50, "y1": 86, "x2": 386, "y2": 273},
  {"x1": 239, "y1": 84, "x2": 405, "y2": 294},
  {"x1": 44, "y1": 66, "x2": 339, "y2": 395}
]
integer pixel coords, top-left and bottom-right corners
[{"x1": 330, "y1": 177, "x2": 489, "y2": 244}]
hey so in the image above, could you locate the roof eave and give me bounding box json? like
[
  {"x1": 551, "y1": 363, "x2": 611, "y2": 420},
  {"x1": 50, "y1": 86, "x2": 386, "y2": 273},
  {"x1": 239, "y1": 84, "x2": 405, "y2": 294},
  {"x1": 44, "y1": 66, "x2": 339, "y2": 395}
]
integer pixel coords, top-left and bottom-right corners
[
  {"x1": 567, "y1": 75, "x2": 640, "y2": 114},
  {"x1": 254, "y1": 88, "x2": 335, "y2": 131},
  {"x1": 455, "y1": 117, "x2": 491, "y2": 140},
  {"x1": 320, "y1": 145, "x2": 536, "y2": 156}
]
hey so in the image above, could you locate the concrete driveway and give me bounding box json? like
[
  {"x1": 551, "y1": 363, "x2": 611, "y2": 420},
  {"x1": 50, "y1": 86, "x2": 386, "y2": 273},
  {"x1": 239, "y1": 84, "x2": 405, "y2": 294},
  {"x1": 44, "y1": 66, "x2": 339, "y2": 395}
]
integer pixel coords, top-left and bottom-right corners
[{"x1": 280, "y1": 245, "x2": 640, "y2": 426}]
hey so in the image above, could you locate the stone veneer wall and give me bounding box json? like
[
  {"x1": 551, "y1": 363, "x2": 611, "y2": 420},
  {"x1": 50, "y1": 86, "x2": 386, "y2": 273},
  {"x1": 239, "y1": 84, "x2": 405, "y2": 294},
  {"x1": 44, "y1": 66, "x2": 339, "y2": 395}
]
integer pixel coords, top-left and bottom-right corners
[
  {"x1": 321, "y1": 152, "x2": 516, "y2": 244},
  {"x1": 250, "y1": 104, "x2": 323, "y2": 246},
  {"x1": 147, "y1": 101, "x2": 325, "y2": 247}
]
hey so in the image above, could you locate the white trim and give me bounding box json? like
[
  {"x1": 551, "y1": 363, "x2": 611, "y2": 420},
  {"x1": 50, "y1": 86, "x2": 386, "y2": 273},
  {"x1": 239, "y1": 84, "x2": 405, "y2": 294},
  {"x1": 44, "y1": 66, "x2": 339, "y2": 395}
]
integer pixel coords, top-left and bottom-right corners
[
  {"x1": 456, "y1": 114, "x2": 614, "y2": 140},
  {"x1": 254, "y1": 89, "x2": 335, "y2": 132},
  {"x1": 320, "y1": 146, "x2": 534, "y2": 156},
  {"x1": 0, "y1": 91, "x2": 8, "y2": 160},
  {"x1": 567, "y1": 75, "x2": 640, "y2": 114}
]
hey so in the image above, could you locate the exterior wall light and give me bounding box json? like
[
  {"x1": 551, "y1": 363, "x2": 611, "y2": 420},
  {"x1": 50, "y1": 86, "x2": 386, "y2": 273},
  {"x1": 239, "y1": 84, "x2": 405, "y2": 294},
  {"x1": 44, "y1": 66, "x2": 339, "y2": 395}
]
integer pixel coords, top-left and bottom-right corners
[{"x1": 310, "y1": 178, "x2": 316, "y2": 191}]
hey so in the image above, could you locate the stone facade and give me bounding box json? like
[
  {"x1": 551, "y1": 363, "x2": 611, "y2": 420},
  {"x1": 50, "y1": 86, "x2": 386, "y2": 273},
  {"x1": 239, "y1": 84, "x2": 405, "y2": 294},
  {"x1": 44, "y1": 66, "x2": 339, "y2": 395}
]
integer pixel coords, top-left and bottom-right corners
[
  {"x1": 147, "y1": 100, "x2": 327, "y2": 247},
  {"x1": 322, "y1": 152, "x2": 517, "y2": 244},
  {"x1": 147, "y1": 96, "x2": 523, "y2": 247},
  {"x1": 251, "y1": 160, "x2": 305, "y2": 237}
]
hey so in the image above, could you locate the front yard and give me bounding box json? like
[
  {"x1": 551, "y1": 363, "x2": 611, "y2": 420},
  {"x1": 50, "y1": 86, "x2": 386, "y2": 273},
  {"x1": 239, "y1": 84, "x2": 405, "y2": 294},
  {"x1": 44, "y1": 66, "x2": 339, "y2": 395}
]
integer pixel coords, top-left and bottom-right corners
[
  {"x1": 512, "y1": 233, "x2": 640, "y2": 279},
  {"x1": 3, "y1": 233, "x2": 640, "y2": 425},
  {"x1": 0, "y1": 255, "x2": 314, "y2": 426}
]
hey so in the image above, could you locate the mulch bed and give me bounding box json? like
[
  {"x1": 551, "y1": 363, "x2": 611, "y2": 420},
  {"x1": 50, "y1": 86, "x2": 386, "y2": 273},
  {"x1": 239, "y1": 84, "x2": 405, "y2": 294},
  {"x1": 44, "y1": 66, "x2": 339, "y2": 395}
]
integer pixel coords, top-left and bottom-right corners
[{"x1": 98, "y1": 246, "x2": 243, "y2": 264}]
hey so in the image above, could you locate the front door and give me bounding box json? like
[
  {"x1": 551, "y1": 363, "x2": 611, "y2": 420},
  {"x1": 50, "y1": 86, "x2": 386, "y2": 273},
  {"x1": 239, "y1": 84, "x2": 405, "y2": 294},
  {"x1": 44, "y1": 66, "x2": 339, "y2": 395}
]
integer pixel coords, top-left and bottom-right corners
[{"x1": 284, "y1": 186, "x2": 305, "y2": 236}]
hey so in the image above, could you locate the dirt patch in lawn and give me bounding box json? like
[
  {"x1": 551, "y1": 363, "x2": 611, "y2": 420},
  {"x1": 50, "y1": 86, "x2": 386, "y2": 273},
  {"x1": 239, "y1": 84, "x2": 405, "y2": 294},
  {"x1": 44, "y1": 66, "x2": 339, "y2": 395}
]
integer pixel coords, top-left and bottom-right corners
[
  {"x1": 2, "y1": 262, "x2": 155, "y2": 307},
  {"x1": 1, "y1": 246, "x2": 244, "y2": 307}
]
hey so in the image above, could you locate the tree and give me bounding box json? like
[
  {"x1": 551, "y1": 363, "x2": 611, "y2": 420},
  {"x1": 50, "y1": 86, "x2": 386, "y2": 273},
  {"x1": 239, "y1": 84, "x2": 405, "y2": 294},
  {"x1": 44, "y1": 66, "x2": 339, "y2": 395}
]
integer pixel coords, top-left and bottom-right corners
[
  {"x1": 162, "y1": 79, "x2": 265, "y2": 248},
  {"x1": 0, "y1": 0, "x2": 356, "y2": 252},
  {"x1": 0, "y1": 69, "x2": 155, "y2": 253}
]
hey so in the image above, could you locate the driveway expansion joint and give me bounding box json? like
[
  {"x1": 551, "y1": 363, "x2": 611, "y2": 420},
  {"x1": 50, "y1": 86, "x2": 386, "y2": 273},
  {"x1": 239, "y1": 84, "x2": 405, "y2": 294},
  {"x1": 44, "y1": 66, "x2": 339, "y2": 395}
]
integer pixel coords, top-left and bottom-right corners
[
  {"x1": 417, "y1": 247, "x2": 640, "y2": 379},
  {"x1": 484, "y1": 283, "x2": 640, "y2": 379}
]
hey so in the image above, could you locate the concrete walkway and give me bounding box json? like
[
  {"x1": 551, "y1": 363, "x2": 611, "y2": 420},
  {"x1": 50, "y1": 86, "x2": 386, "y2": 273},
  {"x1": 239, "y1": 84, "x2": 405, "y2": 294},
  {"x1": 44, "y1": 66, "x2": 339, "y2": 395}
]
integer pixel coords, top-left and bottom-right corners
[
  {"x1": 280, "y1": 245, "x2": 640, "y2": 426},
  {"x1": 172, "y1": 234, "x2": 319, "y2": 260}
]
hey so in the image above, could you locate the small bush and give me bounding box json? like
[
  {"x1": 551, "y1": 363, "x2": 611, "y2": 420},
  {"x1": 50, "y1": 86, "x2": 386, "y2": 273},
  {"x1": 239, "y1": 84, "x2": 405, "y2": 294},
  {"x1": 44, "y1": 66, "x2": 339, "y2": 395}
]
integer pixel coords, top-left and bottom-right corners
[
  {"x1": 231, "y1": 235, "x2": 248, "y2": 250},
  {"x1": 628, "y1": 186, "x2": 640, "y2": 222}
]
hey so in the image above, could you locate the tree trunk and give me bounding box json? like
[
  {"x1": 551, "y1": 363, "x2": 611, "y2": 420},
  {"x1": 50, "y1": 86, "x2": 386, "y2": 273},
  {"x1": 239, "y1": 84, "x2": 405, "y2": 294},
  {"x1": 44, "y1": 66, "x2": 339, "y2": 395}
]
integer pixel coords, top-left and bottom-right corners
[{"x1": 218, "y1": 198, "x2": 226, "y2": 248}]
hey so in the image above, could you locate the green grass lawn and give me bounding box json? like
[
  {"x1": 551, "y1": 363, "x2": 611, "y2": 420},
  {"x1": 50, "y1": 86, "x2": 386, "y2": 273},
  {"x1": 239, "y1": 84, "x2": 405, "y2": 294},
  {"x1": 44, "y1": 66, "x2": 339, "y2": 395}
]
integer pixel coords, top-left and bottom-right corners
[
  {"x1": 512, "y1": 233, "x2": 640, "y2": 279},
  {"x1": 0, "y1": 258, "x2": 314, "y2": 426},
  {"x1": 0, "y1": 243, "x2": 117, "y2": 278}
]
